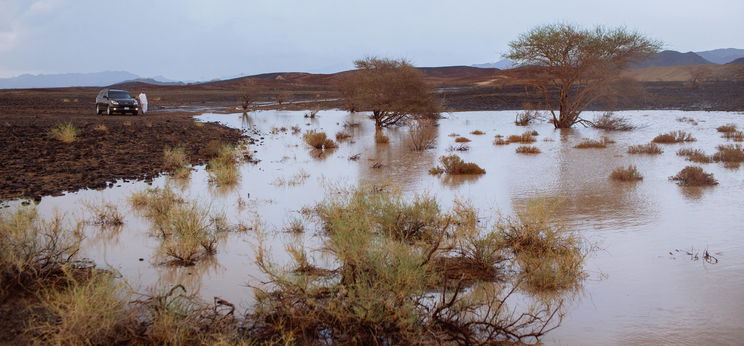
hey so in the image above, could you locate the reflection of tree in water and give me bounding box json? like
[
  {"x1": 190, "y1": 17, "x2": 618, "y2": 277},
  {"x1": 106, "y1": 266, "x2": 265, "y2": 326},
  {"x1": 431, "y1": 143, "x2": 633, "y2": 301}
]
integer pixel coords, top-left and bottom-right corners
[
  {"x1": 513, "y1": 131, "x2": 654, "y2": 227},
  {"x1": 357, "y1": 123, "x2": 438, "y2": 190},
  {"x1": 439, "y1": 174, "x2": 483, "y2": 189}
]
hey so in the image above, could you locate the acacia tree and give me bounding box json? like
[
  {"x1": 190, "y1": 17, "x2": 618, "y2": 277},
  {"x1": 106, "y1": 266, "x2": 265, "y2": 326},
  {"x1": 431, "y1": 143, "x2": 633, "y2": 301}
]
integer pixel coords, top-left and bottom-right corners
[
  {"x1": 506, "y1": 24, "x2": 661, "y2": 128},
  {"x1": 339, "y1": 57, "x2": 440, "y2": 128}
]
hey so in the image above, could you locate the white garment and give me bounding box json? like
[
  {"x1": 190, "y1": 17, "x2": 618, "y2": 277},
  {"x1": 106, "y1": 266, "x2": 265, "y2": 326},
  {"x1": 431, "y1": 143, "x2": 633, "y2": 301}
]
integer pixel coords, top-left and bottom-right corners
[{"x1": 138, "y1": 93, "x2": 148, "y2": 113}]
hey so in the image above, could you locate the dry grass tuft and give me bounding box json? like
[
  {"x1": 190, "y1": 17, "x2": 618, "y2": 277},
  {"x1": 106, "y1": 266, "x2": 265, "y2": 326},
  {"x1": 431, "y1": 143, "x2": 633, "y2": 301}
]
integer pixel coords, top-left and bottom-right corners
[
  {"x1": 722, "y1": 131, "x2": 744, "y2": 142},
  {"x1": 304, "y1": 131, "x2": 337, "y2": 149},
  {"x1": 163, "y1": 146, "x2": 191, "y2": 179},
  {"x1": 85, "y1": 202, "x2": 124, "y2": 228},
  {"x1": 31, "y1": 269, "x2": 132, "y2": 345},
  {"x1": 652, "y1": 131, "x2": 696, "y2": 144},
  {"x1": 676, "y1": 148, "x2": 712, "y2": 163},
  {"x1": 470, "y1": 130, "x2": 485, "y2": 135},
  {"x1": 207, "y1": 145, "x2": 240, "y2": 186},
  {"x1": 574, "y1": 137, "x2": 614, "y2": 149},
  {"x1": 627, "y1": 143, "x2": 663, "y2": 154},
  {"x1": 670, "y1": 166, "x2": 718, "y2": 186},
  {"x1": 506, "y1": 131, "x2": 537, "y2": 144},
  {"x1": 0, "y1": 208, "x2": 82, "y2": 299},
  {"x1": 48, "y1": 122, "x2": 80, "y2": 143},
  {"x1": 431, "y1": 155, "x2": 485, "y2": 175},
  {"x1": 609, "y1": 165, "x2": 643, "y2": 181},
  {"x1": 493, "y1": 137, "x2": 509, "y2": 145},
  {"x1": 454, "y1": 136, "x2": 471, "y2": 143},
  {"x1": 515, "y1": 145, "x2": 541, "y2": 154}
]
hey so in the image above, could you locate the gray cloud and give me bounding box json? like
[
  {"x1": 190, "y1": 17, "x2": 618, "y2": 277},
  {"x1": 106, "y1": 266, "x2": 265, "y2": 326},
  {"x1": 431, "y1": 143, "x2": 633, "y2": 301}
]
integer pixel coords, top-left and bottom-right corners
[{"x1": 1, "y1": 0, "x2": 742, "y2": 80}]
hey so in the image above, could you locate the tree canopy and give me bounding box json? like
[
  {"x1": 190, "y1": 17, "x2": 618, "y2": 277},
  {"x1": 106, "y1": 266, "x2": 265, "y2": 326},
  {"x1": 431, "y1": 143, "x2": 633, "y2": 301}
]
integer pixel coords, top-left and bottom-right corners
[
  {"x1": 506, "y1": 24, "x2": 661, "y2": 128},
  {"x1": 337, "y1": 57, "x2": 440, "y2": 128}
]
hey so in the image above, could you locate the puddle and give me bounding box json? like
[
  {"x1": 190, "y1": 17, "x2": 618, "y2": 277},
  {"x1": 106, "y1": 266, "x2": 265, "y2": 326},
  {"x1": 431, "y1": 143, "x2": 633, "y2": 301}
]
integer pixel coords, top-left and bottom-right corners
[{"x1": 7, "y1": 109, "x2": 744, "y2": 344}]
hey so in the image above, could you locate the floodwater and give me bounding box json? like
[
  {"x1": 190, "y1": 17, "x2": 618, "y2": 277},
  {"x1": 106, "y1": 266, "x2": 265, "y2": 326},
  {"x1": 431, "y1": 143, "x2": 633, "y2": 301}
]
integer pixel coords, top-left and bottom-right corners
[{"x1": 7, "y1": 109, "x2": 744, "y2": 345}]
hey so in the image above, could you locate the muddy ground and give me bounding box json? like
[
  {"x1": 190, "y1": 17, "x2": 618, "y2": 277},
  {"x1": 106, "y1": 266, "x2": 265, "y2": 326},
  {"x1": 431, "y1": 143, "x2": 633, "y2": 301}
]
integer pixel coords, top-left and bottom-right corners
[
  {"x1": 0, "y1": 89, "x2": 246, "y2": 201},
  {"x1": 2, "y1": 79, "x2": 743, "y2": 202}
]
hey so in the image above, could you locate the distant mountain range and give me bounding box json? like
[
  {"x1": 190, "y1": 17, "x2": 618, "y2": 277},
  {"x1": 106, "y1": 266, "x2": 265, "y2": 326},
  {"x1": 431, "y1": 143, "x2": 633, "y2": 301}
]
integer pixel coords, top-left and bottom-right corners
[
  {"x1": 472, "y1": 48, "x2": 744, "y2": 70},
  {"x1": 0, "y1": 71, "x2": 182, "y2": 89}
]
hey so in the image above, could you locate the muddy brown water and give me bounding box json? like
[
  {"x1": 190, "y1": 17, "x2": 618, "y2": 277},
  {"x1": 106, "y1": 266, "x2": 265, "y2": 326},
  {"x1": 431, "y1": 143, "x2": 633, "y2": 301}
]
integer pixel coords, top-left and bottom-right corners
[{"x1": 5, "y1": 110, "x2": 743, "y2": 345}]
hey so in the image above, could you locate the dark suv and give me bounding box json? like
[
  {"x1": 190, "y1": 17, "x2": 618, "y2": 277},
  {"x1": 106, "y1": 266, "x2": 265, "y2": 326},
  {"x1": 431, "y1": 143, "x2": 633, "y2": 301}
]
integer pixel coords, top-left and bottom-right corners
[{"x1": 95, "y1": 89, "x2": 139, "y2": 115}]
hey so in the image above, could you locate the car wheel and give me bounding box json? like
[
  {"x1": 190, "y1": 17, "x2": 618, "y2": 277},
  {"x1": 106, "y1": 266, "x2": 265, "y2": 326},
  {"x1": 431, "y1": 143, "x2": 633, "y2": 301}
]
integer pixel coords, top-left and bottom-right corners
[
  {"x1": 106, "y1": 105, "x2": 112, "y2": 115},
  {"x1": 132, "y1": 111, "x2": 139, "y2": 116},
  {"x1": 96, "y1": 105, "x2": 100, "y2": 115}
]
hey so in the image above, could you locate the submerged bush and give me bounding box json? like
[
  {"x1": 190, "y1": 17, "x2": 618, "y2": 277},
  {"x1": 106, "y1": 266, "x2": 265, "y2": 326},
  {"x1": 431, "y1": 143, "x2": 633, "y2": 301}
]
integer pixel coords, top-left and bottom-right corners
[
  {"x1": 574, "y1": 137, "x2": 614, "y2": 149},
  {"x1": 627, "y1": 143, "x2": 663, "y2": 154},
  {"x1": 515, "y1": 109, "x2": 541, "y2": 126},
  {"x1": 716, "y1": 124, "x2": 737, "y2": 133},
  {"x1": 407, "y1": 119, "x2": 437, "y2": 151},
  {"x1": 431, "y1": 155, "x2": 485, "y2": 175},
  {"x1": 609, "y1": 165, "x2": 643, "y2": 181},
  {"x1": 670, "y1": 166, "x2": 718, "y2": 186},
  {"x1": 711, "y1": 144, "x2": 744, "y2": 167},
  {"x1": 507, "y1": 131, "x2": 537, "y2": 144},
  {"x1": 454, "y1": 136, "x2": 471, "y2": 143},
  {"x1": 592, "y1": 111, "x2": 635, "y2": 131},
  {"x1": 48, "y1": 122, "x2": 80, "y2": 143},
  {"x1": 652, "y1": 131, "x2": 696, "y2": 144},
  {"x1": 515, "y1": 145, "x2": 541, "y2": 154},
  {"x1": 304, "y1": 131, "x2": 337, "y2": 149},
  {"x1": 676, "y1": 148, "x2": 712, "y2": 163}
]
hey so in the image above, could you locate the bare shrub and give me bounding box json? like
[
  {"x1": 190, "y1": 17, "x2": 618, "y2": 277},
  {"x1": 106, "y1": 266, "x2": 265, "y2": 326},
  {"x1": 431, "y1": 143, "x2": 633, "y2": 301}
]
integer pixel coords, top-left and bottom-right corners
[
  {"x1": 652, "y1": 131, "x2": 696, "y2": 144},
  {"x1": 432, "y1": 155, "x2": 486, "y2": 175},
  {"x1": 515, "y1": 145, "x2": 541, "y2": 154},
  {"x1": 609, "y1": 165, "x2": 643, "y2": 181},
  {"x1": 447, "y1": 144, "x2": 470, "y2": 152},
  {"x1": 670, "y1": 166, "x2": 718, "y2": 186},
  {"x1": 592, "y1": 111, "x2": 635, "y2": 131},
  {"x1": 515, "y1": 109, "x2": 542, "y2": 126},
  {"x1": 84, "y1": 202, "x2": 124, "y2": 228},
  {"x1": 408, "y1": 119, "x2": 437, "y2": 151},
  {"x1": 627, "y1": 143, "x2": 662, "y2": 154}
]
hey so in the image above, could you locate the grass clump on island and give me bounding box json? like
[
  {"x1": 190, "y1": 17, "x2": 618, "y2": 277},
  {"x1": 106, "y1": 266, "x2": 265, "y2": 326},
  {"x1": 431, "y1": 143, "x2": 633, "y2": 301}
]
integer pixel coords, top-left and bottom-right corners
[
  {"x1": 652, "y1": 130, "x2": 696, "y2": 144},
  {"x1": 304, "y1": 130, "x2": 338, "y2": 149},
  {"x1": 627, "y1": 143, "x2": 663, "y2": 154},
  {"x1": 48, "y1": 122, "x2": 80, "y2": 143},
  {"x1": 670, "y1": 166, "x2": 718, "y2": 186},
  {"x1": 609, "y1": 165, "x2": 643, "y2": 181},
  {"x1": 429, "y1": 155, "x2": 485, "y2": 175}
]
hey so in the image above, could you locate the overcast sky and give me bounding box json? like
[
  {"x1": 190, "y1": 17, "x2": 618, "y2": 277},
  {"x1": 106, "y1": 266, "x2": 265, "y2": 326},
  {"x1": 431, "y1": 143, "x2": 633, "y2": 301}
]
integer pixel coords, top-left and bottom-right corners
[{"x1": 1, "y1": 0, "x2": 743, "y2": 81}]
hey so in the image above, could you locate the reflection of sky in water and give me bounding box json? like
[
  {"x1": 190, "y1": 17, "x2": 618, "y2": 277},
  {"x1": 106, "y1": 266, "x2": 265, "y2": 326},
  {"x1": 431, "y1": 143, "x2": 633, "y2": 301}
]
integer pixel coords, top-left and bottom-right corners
[{"x1": 9, "y1": 109, "x2": 744, "y2": 344}]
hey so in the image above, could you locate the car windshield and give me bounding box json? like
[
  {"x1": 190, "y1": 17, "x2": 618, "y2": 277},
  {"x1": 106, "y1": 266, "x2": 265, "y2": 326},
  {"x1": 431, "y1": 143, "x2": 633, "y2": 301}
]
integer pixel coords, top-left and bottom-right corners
[{"x1": 109, "y1": 91, "x2": 132, "y2": 99}]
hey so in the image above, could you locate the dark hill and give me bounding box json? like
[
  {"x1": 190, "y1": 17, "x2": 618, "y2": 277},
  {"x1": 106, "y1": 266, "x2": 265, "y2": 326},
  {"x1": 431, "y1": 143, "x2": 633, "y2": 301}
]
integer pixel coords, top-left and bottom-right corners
[
  {"x1": 727, "y1": 57, "x2": 744, "y2": 65},
  {"x1": 633, "y1": 50, "x2": 713, "y2": 68}
]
